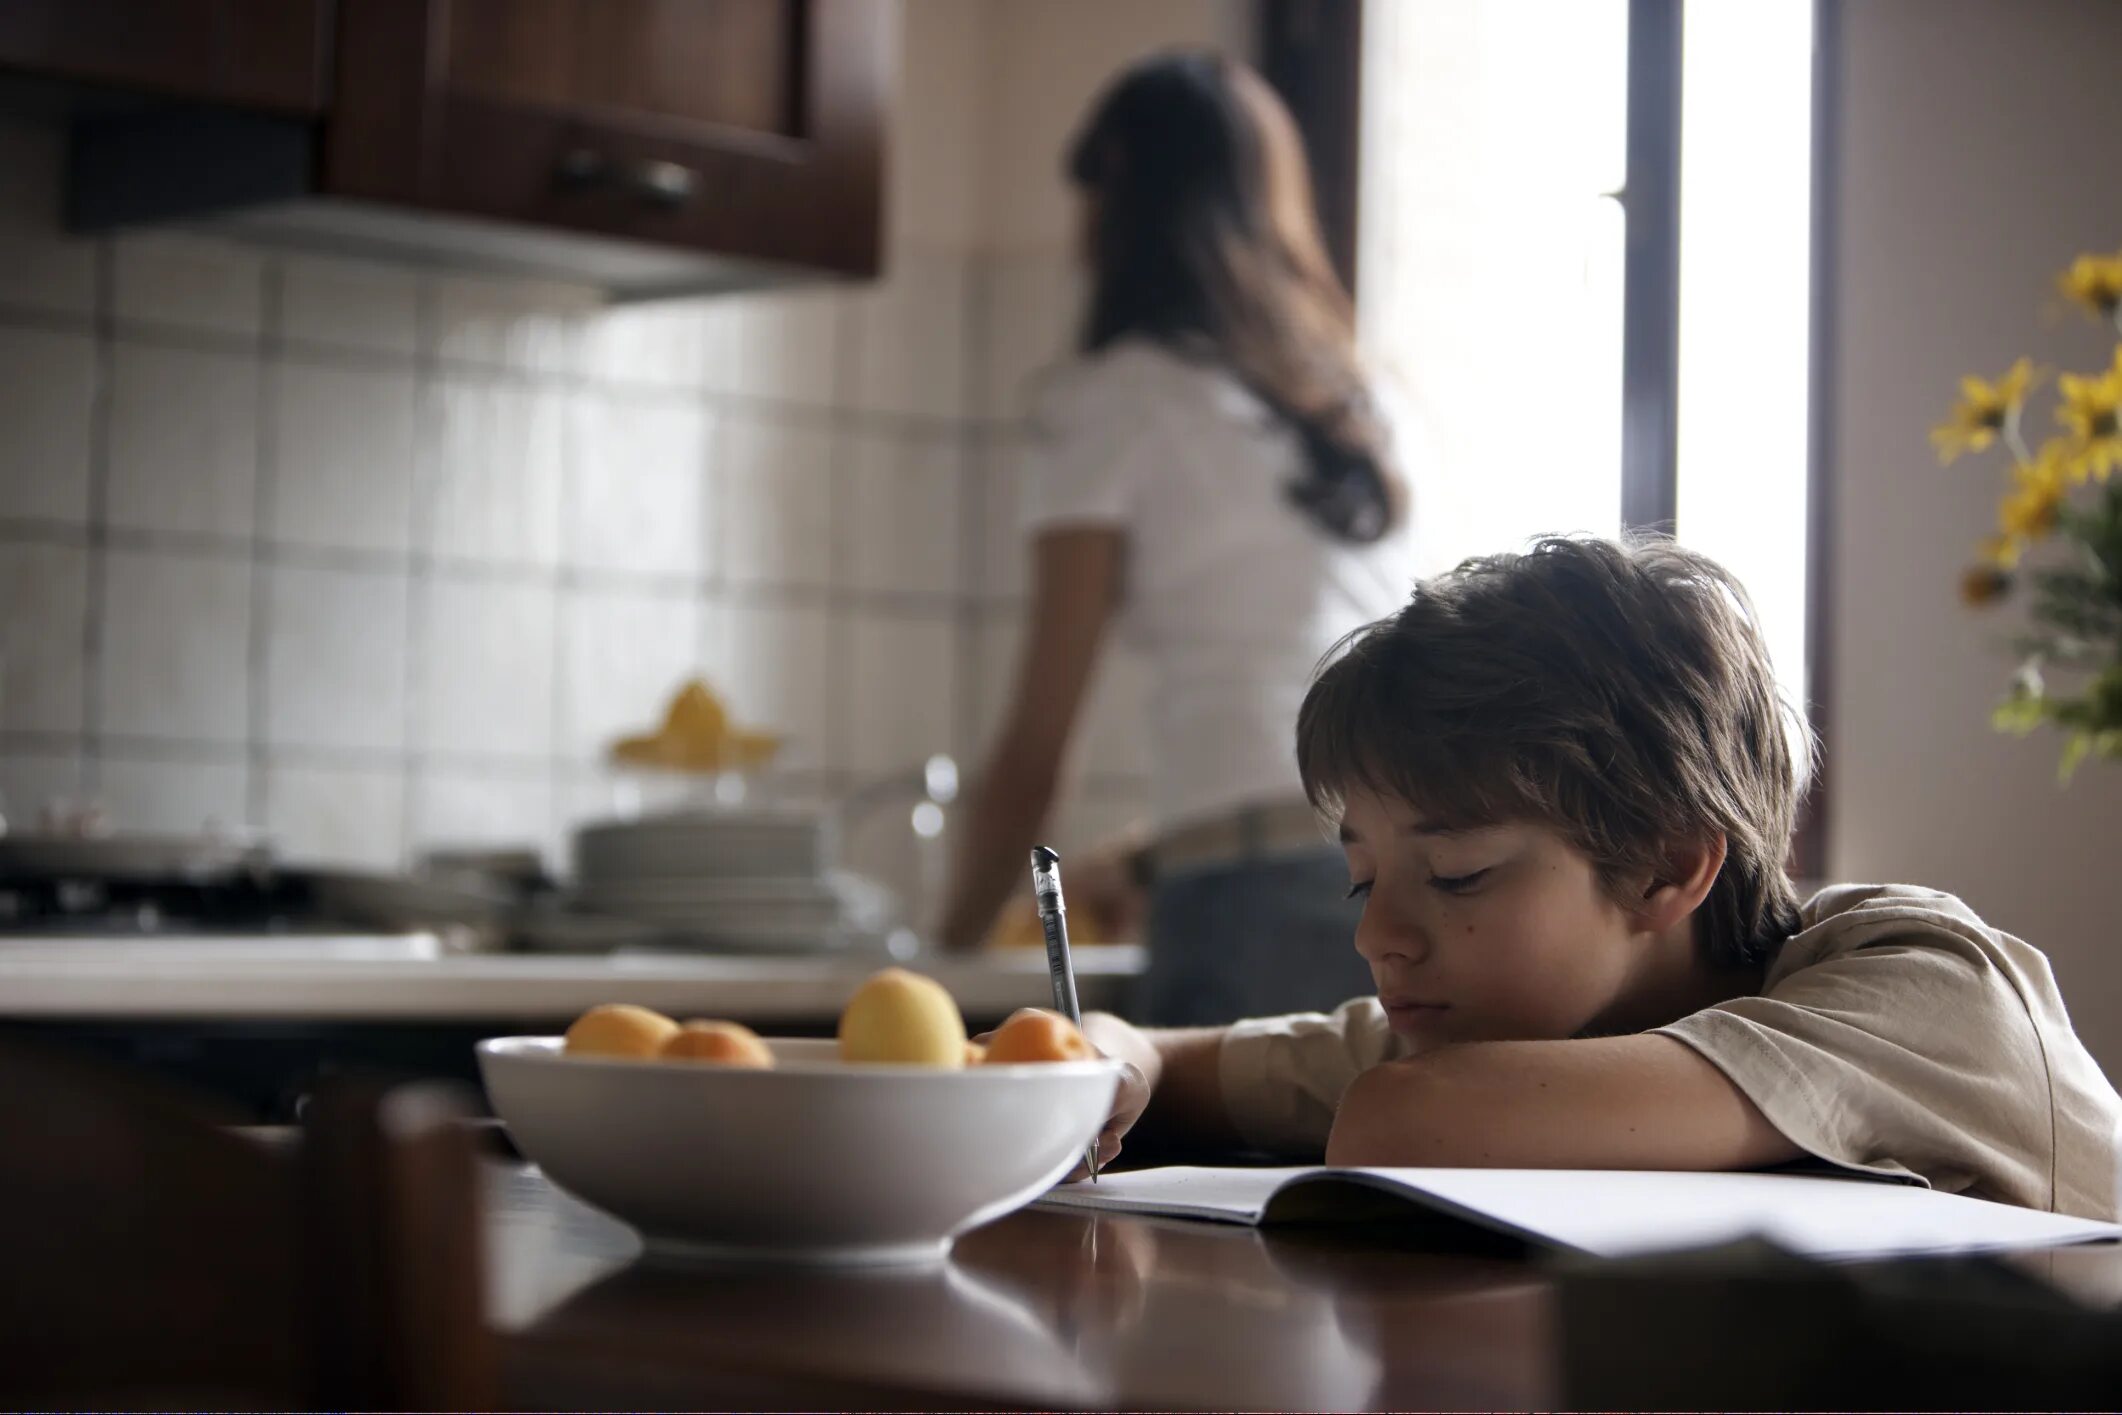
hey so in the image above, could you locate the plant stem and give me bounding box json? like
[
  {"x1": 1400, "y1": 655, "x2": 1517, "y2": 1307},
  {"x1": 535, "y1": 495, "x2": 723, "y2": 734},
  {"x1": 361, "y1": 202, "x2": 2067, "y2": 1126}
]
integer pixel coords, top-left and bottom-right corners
[{"x1": 2005, "y1": 410, "x2": 2034, "y2": 467}]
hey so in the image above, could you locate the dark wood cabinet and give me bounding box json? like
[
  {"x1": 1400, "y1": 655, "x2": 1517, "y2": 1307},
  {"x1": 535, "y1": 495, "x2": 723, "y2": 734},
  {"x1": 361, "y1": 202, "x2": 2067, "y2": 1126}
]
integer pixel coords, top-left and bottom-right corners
[
  {"x1": 8, "y1": 0, "x2": 891, "y2": 294},
  {"x1": 326, "y1": 0, "x2": 885, "y2": 281},
  {"x1": 0, "y1": 0, "x2": 331, "y2": 116}
]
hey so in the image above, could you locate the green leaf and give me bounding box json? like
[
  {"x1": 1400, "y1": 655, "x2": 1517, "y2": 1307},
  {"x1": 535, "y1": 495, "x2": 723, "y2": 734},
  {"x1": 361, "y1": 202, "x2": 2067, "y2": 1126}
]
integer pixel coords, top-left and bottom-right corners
[
  {"x1": 1993, "y1": 694, "x2": 2047, "y2": 735},
  {"x1": 2059, "y1": 731, "x2": 2093, "y2": 782}
]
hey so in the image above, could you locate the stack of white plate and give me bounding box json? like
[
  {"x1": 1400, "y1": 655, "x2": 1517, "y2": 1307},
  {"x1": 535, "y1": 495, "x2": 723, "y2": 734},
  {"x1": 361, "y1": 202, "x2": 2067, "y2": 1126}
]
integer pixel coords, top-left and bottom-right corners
[
  {"x1": 574, "y1": 810, "x2": 830, "y2": 881},
  {"x1": 568, "y1": 811, "x2": 888, "y2": 953}
]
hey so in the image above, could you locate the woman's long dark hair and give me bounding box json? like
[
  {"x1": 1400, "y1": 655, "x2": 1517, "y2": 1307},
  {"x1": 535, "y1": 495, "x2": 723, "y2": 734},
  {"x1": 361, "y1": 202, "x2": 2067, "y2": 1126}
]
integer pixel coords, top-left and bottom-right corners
[{"x1": 1068, "y1": 50, "x2": 1404, "y2": 543}]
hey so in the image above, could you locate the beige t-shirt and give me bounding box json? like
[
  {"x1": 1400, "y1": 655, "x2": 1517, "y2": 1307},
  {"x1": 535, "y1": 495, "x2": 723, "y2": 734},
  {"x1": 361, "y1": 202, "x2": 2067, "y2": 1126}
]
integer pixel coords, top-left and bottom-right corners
[{"x1": 1217, "y1": 883, "x2": 2122, "y2": 1219}]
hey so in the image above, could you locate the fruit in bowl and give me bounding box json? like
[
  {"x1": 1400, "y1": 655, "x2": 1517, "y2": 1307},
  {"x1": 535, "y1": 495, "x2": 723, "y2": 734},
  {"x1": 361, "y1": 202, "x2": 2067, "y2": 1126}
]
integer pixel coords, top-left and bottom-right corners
[
  {"x1": 662, "y1": 1019, "x2": 774, "y2": 1068},
  {"x1": 838, "y1": 967, "x2": 969, "y2": 1066},
  {"x1": 477, "y1": 974, "x2": 1121, "y2": 1265},
  {"x1": 563, "y1": 1002, "x2": 679, "y2": 1057},
  {"x1": 983, "y1": 1007, "x2": 1098, "y2": 1063}
]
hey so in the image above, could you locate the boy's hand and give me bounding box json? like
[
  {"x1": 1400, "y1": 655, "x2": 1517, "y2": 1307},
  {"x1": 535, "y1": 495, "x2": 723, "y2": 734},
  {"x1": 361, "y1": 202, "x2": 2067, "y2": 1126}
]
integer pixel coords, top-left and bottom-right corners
[{"x1": 1064, "y1": 1011, "x2": 1159, "y2": 1180}]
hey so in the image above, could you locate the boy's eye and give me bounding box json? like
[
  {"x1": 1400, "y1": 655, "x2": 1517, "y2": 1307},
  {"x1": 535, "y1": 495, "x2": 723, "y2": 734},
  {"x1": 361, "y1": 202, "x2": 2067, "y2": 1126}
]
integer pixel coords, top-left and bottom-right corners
[
  {"x1": 1344, "y1": 879, "x2": 1374, "y2": 901},
  {"x1": 1429, "y1": 868, "x2": 1491, "y2": 895}
]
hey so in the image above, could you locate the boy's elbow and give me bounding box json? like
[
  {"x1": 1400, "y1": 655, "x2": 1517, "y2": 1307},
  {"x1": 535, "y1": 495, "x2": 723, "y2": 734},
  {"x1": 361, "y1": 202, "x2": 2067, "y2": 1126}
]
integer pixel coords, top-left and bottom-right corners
[{"x1": 1325, "y1": 1057, "x2": 1450, "y2": 1167}]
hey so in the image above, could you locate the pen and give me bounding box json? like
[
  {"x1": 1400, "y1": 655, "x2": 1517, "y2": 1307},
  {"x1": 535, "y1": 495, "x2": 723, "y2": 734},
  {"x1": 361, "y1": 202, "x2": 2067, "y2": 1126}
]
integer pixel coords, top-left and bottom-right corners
[{"x1": 1030, "y1": 845, "x2": 1099, "y2": 1182}]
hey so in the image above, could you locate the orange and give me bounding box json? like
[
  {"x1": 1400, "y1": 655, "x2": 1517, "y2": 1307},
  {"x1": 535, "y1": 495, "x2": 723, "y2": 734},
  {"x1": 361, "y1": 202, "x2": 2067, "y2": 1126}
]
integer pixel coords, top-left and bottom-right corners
[
  {"x1": 981, "y1": 1008, "x2": 1094, "y2": 1063},
  {"x1": 662, "y1": 1019, "x2": 775, "y2": 1068},
  {"x1": 563, "y1": 1003, "x2": 679, "y2": 1058}
]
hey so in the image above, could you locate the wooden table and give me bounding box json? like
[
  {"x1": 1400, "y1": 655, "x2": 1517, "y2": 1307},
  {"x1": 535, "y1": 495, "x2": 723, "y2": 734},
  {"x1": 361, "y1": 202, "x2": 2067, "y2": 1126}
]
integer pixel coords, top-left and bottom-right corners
[
  {"x1": 483, "y1": 1157, "x2": 2122, "y2": 1410},
  {"x1": 484, "y1": 1162, "x2": 1558, "y2": 1410}
]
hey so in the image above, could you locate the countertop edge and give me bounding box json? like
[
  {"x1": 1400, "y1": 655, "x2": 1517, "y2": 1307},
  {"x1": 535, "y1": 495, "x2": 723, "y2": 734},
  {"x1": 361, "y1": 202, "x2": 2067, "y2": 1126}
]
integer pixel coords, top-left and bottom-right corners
[{"x1": 0, "y1": 946, "x2": 1146, "y2": 1021}]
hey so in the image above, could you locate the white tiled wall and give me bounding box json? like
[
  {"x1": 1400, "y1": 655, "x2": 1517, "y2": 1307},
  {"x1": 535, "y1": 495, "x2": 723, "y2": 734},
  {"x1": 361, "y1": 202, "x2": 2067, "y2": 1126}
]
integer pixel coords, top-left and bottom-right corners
[
  {"x1": 98, "y1": 546, "x2": 253, "y2": 744},
  {"x1": 0, "y1": 541, "x2": 86, "y2": 734},
  {"x1": 0, "y1": 142, "x2": 1013, "y2": 880},
  {"x1": 0, "y1": 326, "x2": 96, "y2": 524},
  {"x1": 108, "y1": 341, "x2": 260, "y2": 539},
  {"x1": 275, "y1": 358, "x2": 423, "y2": 555},
  {"x1": 0, "y1": 0, "x2": 1240, "y2": 895},
  {"x1": 263, "y1": 562, "x2": 409, "y2": 754}
]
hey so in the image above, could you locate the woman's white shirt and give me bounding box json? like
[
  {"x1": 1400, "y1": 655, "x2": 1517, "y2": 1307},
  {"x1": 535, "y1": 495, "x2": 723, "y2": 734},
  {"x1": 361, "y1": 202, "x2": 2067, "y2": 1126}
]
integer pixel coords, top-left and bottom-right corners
[{"x1": 1017, "y1": 338, "x2": 1419, "y2": 833}]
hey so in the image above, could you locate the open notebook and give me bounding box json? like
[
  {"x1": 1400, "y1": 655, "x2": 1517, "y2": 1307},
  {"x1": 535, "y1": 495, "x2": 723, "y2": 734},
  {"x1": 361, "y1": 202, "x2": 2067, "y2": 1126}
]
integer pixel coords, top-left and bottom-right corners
[{"x1": 1037, "y1": 1166, "x2": 2122, "y2": 1261}]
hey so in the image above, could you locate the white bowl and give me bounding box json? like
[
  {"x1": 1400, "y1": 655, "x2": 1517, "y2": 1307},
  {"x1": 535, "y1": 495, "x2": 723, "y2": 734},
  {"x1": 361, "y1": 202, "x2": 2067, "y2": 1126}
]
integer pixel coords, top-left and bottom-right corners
[{"x1": 476, "y1": 1036, "x2": 1122, "y2": 1266}]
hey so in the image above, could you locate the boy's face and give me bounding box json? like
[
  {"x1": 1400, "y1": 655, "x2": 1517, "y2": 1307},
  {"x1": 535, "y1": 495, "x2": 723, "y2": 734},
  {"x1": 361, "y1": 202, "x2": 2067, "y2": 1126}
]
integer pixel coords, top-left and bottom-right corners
[{"x1": 1336, "y1": 785, "x2": 1652, "y2": 1045}]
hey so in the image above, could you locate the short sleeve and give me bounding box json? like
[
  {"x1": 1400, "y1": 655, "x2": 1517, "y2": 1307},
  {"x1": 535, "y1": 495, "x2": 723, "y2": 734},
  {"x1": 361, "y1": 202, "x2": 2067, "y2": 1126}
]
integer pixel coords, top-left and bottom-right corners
[
  {"x1": 1217, "y1": 998, "x2": 1412, "y2": 1155},
  {"x1": 1016, "y1": 354, "x2": 1167, "y2": 535},
  {"x1": 1656, "y1": 932, "x2": 2054, "y2": 1206}
]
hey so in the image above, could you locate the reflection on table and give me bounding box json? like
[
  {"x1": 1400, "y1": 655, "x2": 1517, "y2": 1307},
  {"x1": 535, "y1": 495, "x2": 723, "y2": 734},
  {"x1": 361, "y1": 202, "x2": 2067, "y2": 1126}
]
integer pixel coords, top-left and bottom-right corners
[{"x1": 484, "y1": 1161, "x2": 1555, "y2": 1410}]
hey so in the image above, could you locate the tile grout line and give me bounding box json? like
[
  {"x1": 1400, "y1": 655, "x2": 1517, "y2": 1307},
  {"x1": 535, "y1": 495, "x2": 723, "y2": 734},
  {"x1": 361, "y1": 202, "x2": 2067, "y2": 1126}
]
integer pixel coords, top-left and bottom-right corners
[
  {"x1": 76, "y1": 240, "x2": 115, "y2": 805},
  {"x1": 824, "y1": 290, "x2": 857, "y2": 788},
  {"x1": 0, "y1": 515, "x2": 997, "y2": 615},
  {"x1": 552, "y1": 309, "x2": 584, "y2": 866},
  {"x1": 245, "y1": 259, "x2": 282, "y2": 829},
  {"x1": 954, "y1": 254, "x2": 993, "y2": 774},
  {"x1": 398, "y1": 277, "x2": 439, "y2": 867},
  {"x1": 692, "y1": 334, "x2": 725, "y2": 823}
]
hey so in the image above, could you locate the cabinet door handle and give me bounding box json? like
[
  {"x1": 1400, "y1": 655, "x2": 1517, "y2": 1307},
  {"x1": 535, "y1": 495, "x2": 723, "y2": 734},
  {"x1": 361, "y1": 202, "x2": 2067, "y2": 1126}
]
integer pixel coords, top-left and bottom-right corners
[
  {"x1": 553, "y1": 147, "x2": 611, "y2": 191},
  {"x1": 627, "y1": 158, "x2": 697, "y2": 208}
]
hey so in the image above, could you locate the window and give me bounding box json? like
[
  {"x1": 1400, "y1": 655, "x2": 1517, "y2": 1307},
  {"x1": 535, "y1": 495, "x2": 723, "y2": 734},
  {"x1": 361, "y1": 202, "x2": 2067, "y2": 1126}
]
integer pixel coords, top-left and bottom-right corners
[
  {"x1": 1346, "y1": 0, "x2": 1816, "y2": 788},
  {"x1": 1356, "y1": 0, "x2": 1630, "y2": 576},
  {"x1": 1673, "y1": 0, "x2": 1816, "y2": 718}
]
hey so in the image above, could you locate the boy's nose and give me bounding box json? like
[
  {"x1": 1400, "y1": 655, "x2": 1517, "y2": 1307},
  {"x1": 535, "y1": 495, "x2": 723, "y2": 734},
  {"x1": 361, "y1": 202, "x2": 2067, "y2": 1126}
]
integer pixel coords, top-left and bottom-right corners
[{"x1": 1352, "y1": 902, "x2": 1429, "y2": 967}]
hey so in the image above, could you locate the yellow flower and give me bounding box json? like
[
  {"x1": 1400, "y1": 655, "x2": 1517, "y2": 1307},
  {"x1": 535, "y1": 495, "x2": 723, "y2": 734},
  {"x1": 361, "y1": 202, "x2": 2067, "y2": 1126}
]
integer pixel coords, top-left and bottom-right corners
[
  {"x1": 1932, "y1": 358, "x2": 2038, "y2": 463},
  {"x1": 2055, "y1": 349, "x2": 2122, "y2": 482},
  {"x1": 1996, "y1": 451, "x2": 2066, "y2": 543},
  {"x1": 2057, "y1": 250, "x2": 2122, "y2": 321},
  {"x1": 1960, "y1": 564, "x2": 2012, "y2": 607},
  {"x1": 1977, "y1": 534, "x2": 2021, "y2": 570}
]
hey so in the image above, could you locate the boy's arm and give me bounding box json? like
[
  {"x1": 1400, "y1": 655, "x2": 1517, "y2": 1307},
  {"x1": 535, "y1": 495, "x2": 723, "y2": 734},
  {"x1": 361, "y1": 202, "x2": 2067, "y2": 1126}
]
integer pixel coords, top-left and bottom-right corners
[
  {"x1": 1135, "y1": 1026, "x2": 1243, "y2": 1149},
  {"x1": 1325, "y1": 1034, "x2": 1803, "y2": 1171},
  {"x1": 1078, "y1": 1016, "x2": 1244, "y2": 1165}
]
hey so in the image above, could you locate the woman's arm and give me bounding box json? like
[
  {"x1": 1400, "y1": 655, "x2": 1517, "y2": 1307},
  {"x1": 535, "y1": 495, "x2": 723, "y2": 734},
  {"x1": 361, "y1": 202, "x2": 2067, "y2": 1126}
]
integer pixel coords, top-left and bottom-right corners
[
  {"x1": 936, "y1": 527, "x2": 1126, "y2": 952},
  {"x1": 1324, "y1": 1033, "x2": 1802, "y2": 1170}
]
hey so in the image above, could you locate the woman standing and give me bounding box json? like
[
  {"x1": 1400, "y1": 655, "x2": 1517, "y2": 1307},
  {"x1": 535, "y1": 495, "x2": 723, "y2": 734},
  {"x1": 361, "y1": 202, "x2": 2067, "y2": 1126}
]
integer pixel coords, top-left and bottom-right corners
[{"x1": 936, "y1": 50, "x2": 1419, "y2": 1025}]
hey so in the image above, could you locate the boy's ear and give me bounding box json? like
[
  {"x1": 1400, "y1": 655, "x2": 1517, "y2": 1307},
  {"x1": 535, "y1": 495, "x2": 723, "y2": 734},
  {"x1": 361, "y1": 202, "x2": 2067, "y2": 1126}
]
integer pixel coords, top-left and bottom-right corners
[{"x1": 1636, "y1": 833, "x2": 1727, "y2": 935}]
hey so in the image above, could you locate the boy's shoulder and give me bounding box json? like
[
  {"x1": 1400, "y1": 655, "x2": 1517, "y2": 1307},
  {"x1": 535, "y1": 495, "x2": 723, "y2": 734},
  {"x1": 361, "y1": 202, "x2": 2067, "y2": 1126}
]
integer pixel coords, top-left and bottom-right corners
[
  {"x1": 1679, "y1": 882, "x2": 2119, "y2": 1219},
  {"x1": 1797, "y1": 881, "x2": 1989, "y2": 935},
  {"x1": 1774, "y1": 882, "x2": 2029, "y2": 986}
]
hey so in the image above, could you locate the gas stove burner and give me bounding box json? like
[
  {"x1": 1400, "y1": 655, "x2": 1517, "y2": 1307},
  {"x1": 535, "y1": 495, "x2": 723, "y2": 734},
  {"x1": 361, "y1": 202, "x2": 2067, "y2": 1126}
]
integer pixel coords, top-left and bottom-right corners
[
  {"x1": 0, "y1": 833, "x2": 508, "y2": 948},
  {"x1": 0, "y1": 869, "x2": 329, "y2": 937},
  {"x1": 0, "y1": 831, "x2": 272, "y2": 884}
]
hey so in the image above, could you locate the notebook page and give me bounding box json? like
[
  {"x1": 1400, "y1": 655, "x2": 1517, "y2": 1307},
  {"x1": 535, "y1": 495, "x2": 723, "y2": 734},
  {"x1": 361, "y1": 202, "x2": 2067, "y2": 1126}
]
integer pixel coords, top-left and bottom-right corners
[
  {"x1": 1328, "y1": 1168, "x2": 2122, "y2": 1259},
  {"x1": 1042, "y1": 1166, "x2": 2122, "y2": 1259},
  {"x1": 1038, "y1": 1166, "x2": 1321, "y2": 1223}
]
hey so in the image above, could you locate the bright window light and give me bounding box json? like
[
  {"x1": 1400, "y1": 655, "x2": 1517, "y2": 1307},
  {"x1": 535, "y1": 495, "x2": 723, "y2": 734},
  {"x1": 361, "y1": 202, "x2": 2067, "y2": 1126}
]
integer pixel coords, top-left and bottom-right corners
[
  {"x1": 1361, "y1": 0, "x2": 1814, "y2": 721},
  {"x1": 1674, "y1": 0, "x2": 1815, "y2": 714},
  {"x1": 1358, "y1": 0, "x2": 1629, "y2": 576}
]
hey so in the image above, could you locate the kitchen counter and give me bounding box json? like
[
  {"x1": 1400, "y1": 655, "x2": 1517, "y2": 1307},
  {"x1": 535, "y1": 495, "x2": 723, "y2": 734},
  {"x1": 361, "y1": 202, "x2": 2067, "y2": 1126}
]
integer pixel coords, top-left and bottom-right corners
[{"x1": 0, "y1": 943, "x2": 1146, "y2": 1022}]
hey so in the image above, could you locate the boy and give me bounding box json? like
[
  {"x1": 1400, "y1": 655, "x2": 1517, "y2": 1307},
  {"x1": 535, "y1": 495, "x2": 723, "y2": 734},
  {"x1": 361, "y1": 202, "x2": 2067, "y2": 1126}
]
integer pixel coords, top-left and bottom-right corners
[{"x1": 1079, "y1": 537, "x2": 2122, "y2": 1219}]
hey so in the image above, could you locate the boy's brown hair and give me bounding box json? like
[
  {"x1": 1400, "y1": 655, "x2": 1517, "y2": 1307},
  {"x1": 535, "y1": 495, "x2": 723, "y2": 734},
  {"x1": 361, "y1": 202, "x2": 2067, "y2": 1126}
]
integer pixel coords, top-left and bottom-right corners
[{"x1": 1296, "y1": 536, "x2": 1813, "y2": 965}]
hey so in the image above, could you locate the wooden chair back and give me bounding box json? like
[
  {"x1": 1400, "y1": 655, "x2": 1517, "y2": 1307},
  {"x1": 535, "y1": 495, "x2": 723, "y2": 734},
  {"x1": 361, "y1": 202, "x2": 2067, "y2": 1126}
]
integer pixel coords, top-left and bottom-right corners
[{"x1": 0, "y1": 1041, "x2": 494, "y2": 1409}]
